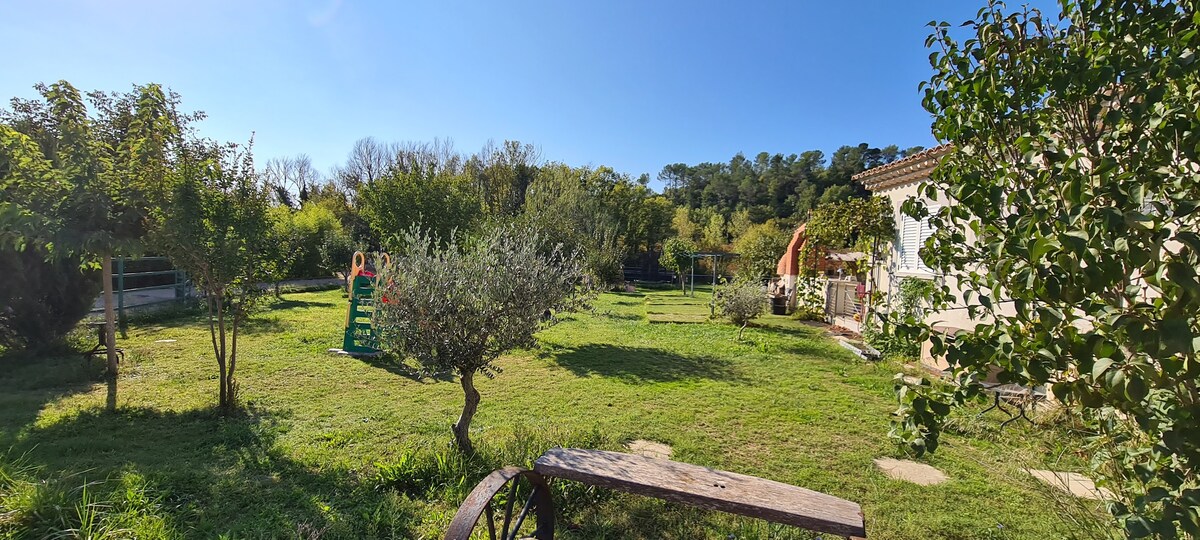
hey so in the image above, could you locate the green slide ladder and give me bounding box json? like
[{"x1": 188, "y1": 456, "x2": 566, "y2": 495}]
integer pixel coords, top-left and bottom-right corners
[{"x1": 341, "y1": 252, "x2": 384, "y2": 356}]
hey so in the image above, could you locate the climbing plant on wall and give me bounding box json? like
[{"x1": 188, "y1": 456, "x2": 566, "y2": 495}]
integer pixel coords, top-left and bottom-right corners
[{"x1": 800, "y1": 196, "x2": 895, "y2": 275}]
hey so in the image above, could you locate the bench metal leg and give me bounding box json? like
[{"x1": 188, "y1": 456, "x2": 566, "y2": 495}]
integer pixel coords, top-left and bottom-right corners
[
  {"x1": 999, "y1": 398, "x2": 1037, "y2": 428},
  {"x1": 978, "y1": 392, "x2": 1011, "y2": 418}
]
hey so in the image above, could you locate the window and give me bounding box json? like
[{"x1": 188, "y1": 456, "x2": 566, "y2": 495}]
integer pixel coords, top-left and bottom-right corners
[{"x1": 897, "y1": 207, "x2": 938, "y2": 274}]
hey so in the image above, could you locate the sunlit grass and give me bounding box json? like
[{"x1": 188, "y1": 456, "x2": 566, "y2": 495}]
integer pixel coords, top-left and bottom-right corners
[{"x1": 0, "y1": 288, "x2": 1109, "y2": 539}]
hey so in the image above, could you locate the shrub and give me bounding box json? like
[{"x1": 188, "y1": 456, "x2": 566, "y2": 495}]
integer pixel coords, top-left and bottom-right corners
[
  {"x1": 715, "y1": 278, "x2": 766, "y2": 340},
  {"x1": 732, "y1": 222, "x2": 789, "y2": 281},
  {"x1": 791, "y1": 276, "x2": 826, "y2": 321},
  {"x1": 865, "y1": 277, "x2": 935, "y2": 358},
  {"x1": 319, "y1": 228, "x2": 358, "y2": 278},
  {"x1": 0, "y1": 247, "x2": 100, "y2": 353}
]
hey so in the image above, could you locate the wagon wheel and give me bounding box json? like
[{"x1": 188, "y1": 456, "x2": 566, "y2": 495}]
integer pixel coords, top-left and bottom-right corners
[{"x1": 445, "y1": 467, "x2": 555, "y2": 540}]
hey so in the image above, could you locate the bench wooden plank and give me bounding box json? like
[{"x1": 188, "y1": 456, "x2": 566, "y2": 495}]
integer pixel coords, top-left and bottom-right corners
[{"x1": 534, "y1": 448, "x2": 866, "y2": 538}]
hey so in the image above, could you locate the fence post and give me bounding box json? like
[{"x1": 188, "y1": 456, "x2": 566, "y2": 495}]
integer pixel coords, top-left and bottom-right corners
[
  {"x1": 824, "y1": 280, "x2": 833, "y2": 322},
  {"x1": 116, "y1": 256, "x2": 126, "y2": 334}
]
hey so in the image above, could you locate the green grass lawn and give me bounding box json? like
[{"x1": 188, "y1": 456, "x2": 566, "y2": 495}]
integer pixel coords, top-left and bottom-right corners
[{"x1": 0, "y1": 288, "x2": 1110, "y2": 539}]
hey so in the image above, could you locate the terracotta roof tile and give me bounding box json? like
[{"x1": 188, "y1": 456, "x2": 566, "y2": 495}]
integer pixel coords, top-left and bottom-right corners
[{"x1": 853, "y1": 144, "x2": 954, "y2": 191}]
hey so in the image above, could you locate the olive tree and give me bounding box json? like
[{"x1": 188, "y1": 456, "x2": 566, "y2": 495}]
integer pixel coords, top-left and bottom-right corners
[
  {"x1": 715, "y1": 278, "x2": 766, "y2": 341},
  {"x1": 892, "y1": 1, "x2": 1200, "y2": 537},
  {"x1": 372, "y1": 225, "x2": 588, "y2": 453},
  {"x1": 155, "y1": 139, "x2": 272, "y2": 413}
]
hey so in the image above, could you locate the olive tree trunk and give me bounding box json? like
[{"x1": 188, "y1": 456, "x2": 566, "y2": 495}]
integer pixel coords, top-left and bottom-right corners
[{"x1": 453, "y1": 369, "x2": 481, "y2": 454}]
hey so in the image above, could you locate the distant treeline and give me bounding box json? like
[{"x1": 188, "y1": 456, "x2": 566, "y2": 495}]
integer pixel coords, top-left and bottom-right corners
[{"x1": 659, "y1": 143, "x2": 925, "y2": 222}]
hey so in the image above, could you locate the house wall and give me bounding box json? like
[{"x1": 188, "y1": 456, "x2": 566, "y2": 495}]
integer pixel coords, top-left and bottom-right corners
[{"x1": 870, "y1": 179, "x2": 999, "y2": 371}]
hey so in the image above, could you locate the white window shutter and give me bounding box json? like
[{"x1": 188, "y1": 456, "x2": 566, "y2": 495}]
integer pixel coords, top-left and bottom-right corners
[
  {"x1": 900, "y1": 214, "x2": 920, "y2": 270},
  {"x1": 897, "y1": 206, "x2": 938, "y2": 274}
]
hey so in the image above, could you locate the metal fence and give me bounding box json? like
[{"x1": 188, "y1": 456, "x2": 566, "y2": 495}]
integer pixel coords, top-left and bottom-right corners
[
  {"x1": 825, "y1": 279, "x2": 863, "y2": 321},
  {"x1": 90, "y1": 256, "x2": 191, "y2": 324}
]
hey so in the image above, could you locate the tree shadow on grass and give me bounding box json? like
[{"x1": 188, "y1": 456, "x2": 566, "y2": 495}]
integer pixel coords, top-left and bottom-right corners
[
  {"x1": 8, "y1": 405, "x2": 419, "y2": 538},
  {"x1": 238, "y1": 315, "x2": 290, "y2": 335},
  {"x1": 597, "y1": 310, "x2": 643, "y2": 321},
  {"x1": 264, "y1": 298, "x2": 337, "y2": 311},
  {"x1": 0, "y1": 351, "x2": 107, "y2": 448},
  {"x1": 355, "y1": 353, "x2": 456, "y2": 384},
  {"x1": 550, "y1": 344, "x2": 746, "y2": 384}
]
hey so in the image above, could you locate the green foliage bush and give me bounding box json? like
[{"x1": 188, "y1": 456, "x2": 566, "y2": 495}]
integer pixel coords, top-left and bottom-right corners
[
  {"x1": 732, "y1": 222, "x2": 789, "y2": 281},
  {"x1": 714, "y1": 278, "x2": 766, "y2": 340},
  {"x1": 290, "y1": 202, "x2": 342, "y2": 277},
  {"x1": 864, "y1": 277, "x2": 935, "y2": 358},
  {"x1": 893, "y1": 1, "x2": 1200, "y2": 536},
  {"x1": 0, "y1": 247, "x2": 100, "y2": 353},
  {"x1": 269, "y1": 202, "x2": 345, "y2": 280},
  {"x1": 790, "y1": 277, "x2": 826, "y2": 321},
  {"x1": 319, "y1": 227, "x2": 358, "y2": 278}
]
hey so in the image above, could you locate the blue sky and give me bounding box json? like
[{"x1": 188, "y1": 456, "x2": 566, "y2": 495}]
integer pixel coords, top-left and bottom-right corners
[{"x1": 1, "y1": 1, "x2": 1058, "y2": 188}]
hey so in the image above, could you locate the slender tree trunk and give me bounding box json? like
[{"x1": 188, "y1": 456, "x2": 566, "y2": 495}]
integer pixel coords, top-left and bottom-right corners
[
  {"x1": 228, "y1": 294, "x2": 241, "y2": 411},
  {"x1": 738, "y1": 321, "x2": 747, "y2": 341},
  {"x1": 101, "y1": 255, "x2": 119, "y2": 377},
  {"x1": 216, "y1": 292, "x2": 228, "y2": 410},
  {"x1": 453, "y1": 369, "x2": 481, "y2": 454},
  {"x1": 206, "y1": 294, "x2": 220, "y2": 368}
]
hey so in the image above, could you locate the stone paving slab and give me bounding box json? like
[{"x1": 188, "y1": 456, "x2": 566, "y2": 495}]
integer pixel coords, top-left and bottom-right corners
[
  {"x1": 627, "y1": 439, "x2": 673, "y2": 460},
  {"x1": 1027, "y1": 469, "x2": 1113, "y2": 500},
  {"x1": 873, "y1": 458, "x2": 949, "y2": 485}
]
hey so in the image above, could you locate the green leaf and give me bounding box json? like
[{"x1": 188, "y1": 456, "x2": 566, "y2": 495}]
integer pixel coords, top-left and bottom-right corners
[
  {"x1": 1124, "y1": 211, "x2": 1155, "y2": 230},
  {"x1": 1092, "y1": 358, "x2": 1115, "y2": 380},
  {"x1": 1161, "y1": 318, "x2": 1194, "y2": 355},
  {"x1": 1125, "y1": 376, "x2": 1147, "y2": 403}
]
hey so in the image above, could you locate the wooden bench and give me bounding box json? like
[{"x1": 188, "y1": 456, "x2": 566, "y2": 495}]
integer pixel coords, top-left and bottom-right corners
[{"x1": 444, "y1": 448, "x2": 866, "y2": 540}]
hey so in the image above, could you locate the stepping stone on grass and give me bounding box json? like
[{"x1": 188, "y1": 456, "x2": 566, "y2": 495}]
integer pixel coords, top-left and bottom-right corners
[
  {"x1": 873, "y1": 458, "x2": 949, "y2": 485},
  {"x1": 627, "y1": 439, "x2": 673, "y2": 460},
  {"x1": 1027, "y1": 469, "x2": 1113, "y2": 500}
]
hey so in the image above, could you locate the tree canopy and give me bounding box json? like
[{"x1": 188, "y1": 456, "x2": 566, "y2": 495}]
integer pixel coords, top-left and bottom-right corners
[
  {"x1": 892, "y1": 1, "x2": 1200, "y2": 537},
  {"x1": 372, "y1": 225, "x2": 589, "y2": 452},
  {"x1": 659, "y1": 144, "x2": 923, "y2": 222}
]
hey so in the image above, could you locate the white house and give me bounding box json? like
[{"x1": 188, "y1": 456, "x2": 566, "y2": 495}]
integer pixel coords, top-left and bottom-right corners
[{"x1": 852, "y1": 144, "x2": 985, "y2": 372}]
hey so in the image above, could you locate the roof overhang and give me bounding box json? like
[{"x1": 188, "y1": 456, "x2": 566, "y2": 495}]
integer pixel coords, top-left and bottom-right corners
[{"x1": 853, "y1": 144, "x2": 953, "y2": 191}]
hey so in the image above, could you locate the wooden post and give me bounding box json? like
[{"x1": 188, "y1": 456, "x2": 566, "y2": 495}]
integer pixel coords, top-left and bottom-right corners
[{"x1": 101, "y1": 255, "x2": 119, "y2": 377}]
